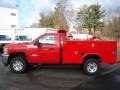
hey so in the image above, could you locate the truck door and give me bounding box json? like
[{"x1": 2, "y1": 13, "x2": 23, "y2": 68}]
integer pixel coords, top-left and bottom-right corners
[{"x1": 33, "y1": 34, "x2": 60, "y2": 64}]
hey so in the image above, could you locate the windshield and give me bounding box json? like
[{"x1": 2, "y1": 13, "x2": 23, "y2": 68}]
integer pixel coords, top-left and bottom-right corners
[{"x1": 0, "y1": 35, "x2": 11, "y2": 41}]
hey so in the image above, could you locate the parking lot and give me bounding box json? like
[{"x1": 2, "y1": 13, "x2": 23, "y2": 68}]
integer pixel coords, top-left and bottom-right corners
[{"x1": 0, "y1": 47, "x2": 119, "y2": 90}]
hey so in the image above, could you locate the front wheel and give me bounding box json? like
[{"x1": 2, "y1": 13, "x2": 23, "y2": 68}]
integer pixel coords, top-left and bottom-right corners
[
  {"x1": 83, "y1": 59, "x2": 100, "y2": 75},
  {"x1": 8, "y1": 56, "x2": 27, "y2": 73}
]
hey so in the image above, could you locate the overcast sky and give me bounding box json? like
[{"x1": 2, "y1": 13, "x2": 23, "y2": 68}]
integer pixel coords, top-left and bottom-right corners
[{"x1": 0, "y1": 0, "x2": 120, "y2": 27}]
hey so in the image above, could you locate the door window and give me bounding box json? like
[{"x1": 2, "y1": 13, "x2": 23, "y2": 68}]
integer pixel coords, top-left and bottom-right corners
[{"x1": 39, "y1": 35, "x2": 55, "y2": 45}]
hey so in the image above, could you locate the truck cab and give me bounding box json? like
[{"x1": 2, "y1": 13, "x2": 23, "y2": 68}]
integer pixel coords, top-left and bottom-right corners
[{"x1": 1, "y1": 30, "x2": 118, "y2": 75}]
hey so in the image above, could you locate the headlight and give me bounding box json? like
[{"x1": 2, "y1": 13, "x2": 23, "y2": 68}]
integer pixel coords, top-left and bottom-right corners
[{"x1": 3, "y1": 47, "x2": 8, "y2": 54}]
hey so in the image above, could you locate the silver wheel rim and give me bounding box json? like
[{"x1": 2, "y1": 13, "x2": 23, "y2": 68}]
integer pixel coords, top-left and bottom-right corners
[
  {"x1": 13, "y1": 60, "x2": 23, "y2": 71},
  {"x1": 87, "y1": 62, "x2": 97, "y2": 73}
]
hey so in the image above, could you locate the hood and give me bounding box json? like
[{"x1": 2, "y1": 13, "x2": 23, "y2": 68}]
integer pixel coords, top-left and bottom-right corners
[
  {"x1": 5, "y1": 43, "x2": 31, "y2": 49},
  {"x1": 4, "y1": 43, "x2": 34, "y2": 54}
]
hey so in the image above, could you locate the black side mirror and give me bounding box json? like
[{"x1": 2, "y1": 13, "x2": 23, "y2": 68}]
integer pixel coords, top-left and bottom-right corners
[
  {"x1": 15, "y1": 37, "x2": 19, "y2": 40},
  {"x1": 35, "y1": 41, "x2": 42, "y2": 47},
  {"x1": 9, "y1": 38, "x2": 11, "y2": 40}
]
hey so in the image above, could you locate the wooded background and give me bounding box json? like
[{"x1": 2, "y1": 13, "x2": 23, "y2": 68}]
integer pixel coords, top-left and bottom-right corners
[{"x1": 30, "y1": 0, "x2": 120, "y2": 41}]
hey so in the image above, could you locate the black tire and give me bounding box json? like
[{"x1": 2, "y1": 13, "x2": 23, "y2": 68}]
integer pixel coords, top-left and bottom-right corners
[
  {"x1": 8, "y1": 56, "x2": 27, "y2": 73},
  {"x1": 83, "y1": 59, "x2": 100, "y2": 75}
]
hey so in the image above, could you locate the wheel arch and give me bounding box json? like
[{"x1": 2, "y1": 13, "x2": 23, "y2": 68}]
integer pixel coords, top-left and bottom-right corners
[
  {"x1": 8, "y1": 52, "x2": 28, "y2": 64},
  {"x1": 83, "y1": 54, "x2": 102, "y2": 63}
]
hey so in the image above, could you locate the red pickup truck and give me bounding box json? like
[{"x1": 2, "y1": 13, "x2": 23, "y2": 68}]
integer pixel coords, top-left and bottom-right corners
[{"x1": 1, "y1": 30, "x2": 119, "y2": 75}]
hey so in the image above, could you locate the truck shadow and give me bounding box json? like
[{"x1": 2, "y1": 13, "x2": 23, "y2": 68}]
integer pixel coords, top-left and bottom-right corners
[
  {"x1": 28, "y1": 64, "x2": 84, "y2": 74},
  {"x1": 30, "y1": 64, "x2": 82, "y2": 69}
]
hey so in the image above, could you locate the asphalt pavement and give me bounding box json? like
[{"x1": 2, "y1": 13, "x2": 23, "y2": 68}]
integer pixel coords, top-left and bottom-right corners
[{"x1": 0, "y1": 47, "x2": 119, "y2": 90}]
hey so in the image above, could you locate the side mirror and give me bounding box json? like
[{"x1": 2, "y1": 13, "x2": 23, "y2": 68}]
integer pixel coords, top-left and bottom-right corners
[
  {"x1": 35, "y1": 41, "x2": 42, "y2": 47},
  {"x1": 9, "y1": 38, "x2": 11, "y2": 40},
  {"x1": 15, "y1": 37, "x2": 19, "y2": 40}
]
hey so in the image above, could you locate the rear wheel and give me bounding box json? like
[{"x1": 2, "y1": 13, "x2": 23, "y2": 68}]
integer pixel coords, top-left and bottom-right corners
[
  {"x1": 8, "y1": 56, "x2": 27, "y2": 73},
  {"x1": 83, "y1": 59, "x2": 100, "y2": 75}
]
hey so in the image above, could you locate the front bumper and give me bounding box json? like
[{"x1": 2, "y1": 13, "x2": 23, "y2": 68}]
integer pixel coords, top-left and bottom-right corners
[{"x1": 0, "y1": 54, "x2": 9, "y2": 66}]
